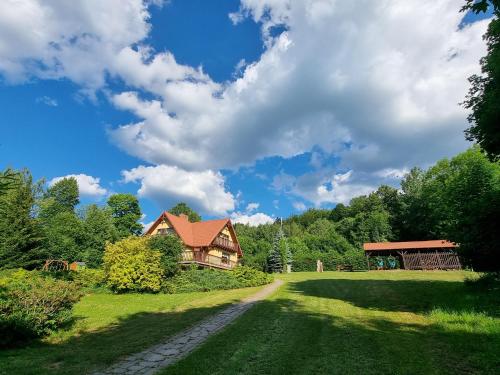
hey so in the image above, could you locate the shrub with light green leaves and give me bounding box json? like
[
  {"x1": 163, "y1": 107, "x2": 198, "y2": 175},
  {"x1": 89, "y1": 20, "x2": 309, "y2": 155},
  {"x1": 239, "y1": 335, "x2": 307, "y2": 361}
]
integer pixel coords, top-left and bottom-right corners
[
  {"x1": 103, "y1": 237, "x2": 163, "y2": 293},
  {"x1": 0, "y1": 270, "x2": 83, "y2": 347},
  {"x1": 71, "y1": 268, "x2": 106, "y2": 289}
]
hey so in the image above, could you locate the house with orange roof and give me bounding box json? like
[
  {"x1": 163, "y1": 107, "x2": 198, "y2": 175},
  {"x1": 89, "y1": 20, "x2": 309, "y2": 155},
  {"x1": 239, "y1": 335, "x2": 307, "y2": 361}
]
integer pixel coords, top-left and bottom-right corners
[{"x1": 145, "y1": 212, "x2": 242, "y2": 270}]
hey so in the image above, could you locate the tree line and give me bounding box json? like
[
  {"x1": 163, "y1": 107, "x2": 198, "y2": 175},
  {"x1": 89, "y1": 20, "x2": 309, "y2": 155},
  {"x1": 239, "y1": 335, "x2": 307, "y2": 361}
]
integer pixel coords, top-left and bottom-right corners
[
  {"x1": 0, "y1": 173, "x2": 143, "y2": 269},
  {"x1": 0, "y1": 147, "x2": 498, "y2": 272},
  {"x1": 236, "y1": 147, "x2": 499, "y2": 272}
]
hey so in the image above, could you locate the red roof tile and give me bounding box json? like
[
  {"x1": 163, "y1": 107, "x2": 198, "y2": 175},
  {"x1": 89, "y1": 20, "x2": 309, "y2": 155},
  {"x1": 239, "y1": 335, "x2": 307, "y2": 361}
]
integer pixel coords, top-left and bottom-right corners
[
  {"x1": 146, "y1": 212, "x2": 242, "y2": 256},
  {"x1": 363, "y1": 240, "x2": 457, "y2": 251}
]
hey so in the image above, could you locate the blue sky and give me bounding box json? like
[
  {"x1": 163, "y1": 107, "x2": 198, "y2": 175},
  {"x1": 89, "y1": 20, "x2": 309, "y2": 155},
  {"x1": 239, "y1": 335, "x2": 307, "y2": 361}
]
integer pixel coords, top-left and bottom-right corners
[{"x1": 0, "y1": 0, "x2": 492, "y2": 227}]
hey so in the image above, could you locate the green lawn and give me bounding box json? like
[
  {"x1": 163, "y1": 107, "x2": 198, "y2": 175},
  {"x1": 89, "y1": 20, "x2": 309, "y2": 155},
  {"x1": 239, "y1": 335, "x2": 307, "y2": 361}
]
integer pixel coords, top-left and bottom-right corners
[
  {"x1": 0, "y1": 286, "x2": 262, "y2": 375},
  {"x1": 162, "y1": 271, "x2": 500, "y2": 375}
]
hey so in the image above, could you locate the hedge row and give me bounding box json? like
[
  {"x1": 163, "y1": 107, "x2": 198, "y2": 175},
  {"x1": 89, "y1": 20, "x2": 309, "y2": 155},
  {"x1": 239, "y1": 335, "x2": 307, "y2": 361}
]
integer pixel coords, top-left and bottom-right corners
[
  {"x1": 292, "y1": 250, "x2": 368, "y2": 271},
  {"x1": 162, "y1": 266, "x2": 273, "y2": 294}
]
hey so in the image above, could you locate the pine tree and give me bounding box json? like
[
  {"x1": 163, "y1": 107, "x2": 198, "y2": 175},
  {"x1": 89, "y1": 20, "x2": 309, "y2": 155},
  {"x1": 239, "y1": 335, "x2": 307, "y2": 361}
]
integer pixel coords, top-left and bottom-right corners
[
  {"x1": 0, "y1": 169, "x2": 45, "y2": 269},
  {"x1": 267, "y1": 225, "x2": 285, "y2": 273}
]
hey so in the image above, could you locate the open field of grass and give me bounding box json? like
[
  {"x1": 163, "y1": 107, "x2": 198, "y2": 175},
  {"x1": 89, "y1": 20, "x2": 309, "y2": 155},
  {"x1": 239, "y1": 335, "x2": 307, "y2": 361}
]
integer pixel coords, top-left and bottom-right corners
[
  {"x1": 0, "y1": 286, "x2": 262, "y2": 375},
  {"x1": 162, "y1": 271, "x2": 500, "y2": 375}
]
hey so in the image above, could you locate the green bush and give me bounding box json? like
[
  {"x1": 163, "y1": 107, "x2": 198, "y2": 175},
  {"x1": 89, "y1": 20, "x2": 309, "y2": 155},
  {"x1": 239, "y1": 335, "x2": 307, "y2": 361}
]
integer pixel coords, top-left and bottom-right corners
[
  {"x1": 292, "y1": 250, "x2": 367, "y2": 271},
  {"x1": 292, "y1": 252, "x2": 321, "y2": 271},
  {"x1": 342, "y1": 249, "x2": 368, "y2": 270},
  {"x1": 70, "y1": 268, "x2": 106, "y2": 289},
  {"x1": 163, "y1": 266, "x2": 272, "y2": 294},
  {"x1": 0, "y1": 270, "x2": 83, "y2": 347},
  {"x1": 148, "y1": 235, "x2": 184, "y2": 278},
  {"x1": 103, "y1": 237, "x2": 163, "y2": 293},
  {"x1": 163, "y1": 267, "x2": 240, "y2": 293},
  {"x1": 231, "y1": 266, "x2": 273, "y2": 287}
]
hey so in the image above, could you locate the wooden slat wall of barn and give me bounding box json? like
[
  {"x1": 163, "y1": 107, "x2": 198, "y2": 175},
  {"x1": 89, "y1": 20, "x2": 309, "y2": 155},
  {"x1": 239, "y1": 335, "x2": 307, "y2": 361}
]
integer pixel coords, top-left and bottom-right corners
[{"x1": 401, "y1": 250, "x2": 461, "y2": 270}]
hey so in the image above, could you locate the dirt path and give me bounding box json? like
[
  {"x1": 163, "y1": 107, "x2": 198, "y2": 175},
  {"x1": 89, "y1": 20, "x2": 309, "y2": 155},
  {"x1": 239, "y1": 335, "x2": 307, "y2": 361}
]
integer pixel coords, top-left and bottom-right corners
[{"x1": 93, "y1": 279, "x2": 284, "y2": 375}]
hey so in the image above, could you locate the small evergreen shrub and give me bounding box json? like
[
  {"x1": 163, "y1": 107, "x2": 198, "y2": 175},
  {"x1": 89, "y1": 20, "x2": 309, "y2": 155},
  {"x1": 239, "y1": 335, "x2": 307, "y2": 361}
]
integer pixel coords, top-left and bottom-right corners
[
  {"x1": 0, "y1": 270, "x2": 83, "y2": 347},
  {"x1": 103, "y1": 237, "x2": 163, "y2": 293}
]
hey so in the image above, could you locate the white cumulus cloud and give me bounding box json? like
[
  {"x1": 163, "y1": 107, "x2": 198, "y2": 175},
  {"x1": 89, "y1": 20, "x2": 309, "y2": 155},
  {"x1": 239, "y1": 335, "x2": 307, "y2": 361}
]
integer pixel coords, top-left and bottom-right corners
[
  {"x1": 0, "y1": 0, "x2": 491, "y2": 207},
  {"x1": 49, "y1": 174, "x2": 107, "y2": 198},
  {"x1": 121, "y1": 165, "x2": 236, "y2": 216},
  {"x1": 231, "y1": 211, "x2": 275, "y2": 226},
  {"x1": 245, "y1": 202, "x2": 260, "y2": 213}
]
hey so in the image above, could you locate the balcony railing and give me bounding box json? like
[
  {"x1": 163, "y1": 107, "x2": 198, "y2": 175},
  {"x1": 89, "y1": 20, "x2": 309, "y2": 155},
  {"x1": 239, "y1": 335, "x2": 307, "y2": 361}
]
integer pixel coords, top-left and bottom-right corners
[
  {"x1": 181, "y1": 251, "x2": 237, "y2": 269},
  {"x1": 212, "y1": 236, "x2": 237, "y2": 251}
]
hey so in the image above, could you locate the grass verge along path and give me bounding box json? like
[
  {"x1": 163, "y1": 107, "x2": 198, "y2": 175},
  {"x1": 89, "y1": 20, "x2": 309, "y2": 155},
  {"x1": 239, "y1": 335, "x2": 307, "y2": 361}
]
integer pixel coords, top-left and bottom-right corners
[
  {"x1": 95, "y1": 280, "x2": 284, "y2": 375},
  {"x1": 0, "y1": 286, "x2": 262, "y2": 375},
  {"x1": 162, "y1": 271, "x2": 500, "y2": 375}
]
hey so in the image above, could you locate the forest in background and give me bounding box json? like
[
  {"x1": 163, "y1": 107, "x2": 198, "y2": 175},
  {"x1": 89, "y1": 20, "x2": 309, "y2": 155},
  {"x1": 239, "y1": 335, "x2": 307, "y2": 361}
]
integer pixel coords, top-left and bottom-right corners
[
  {"x1": 236, "y1": 147, "x2": 499, "y2": 272},
  {"x1": 1, "y1": 147, "x2": 498, "y2": 273}
]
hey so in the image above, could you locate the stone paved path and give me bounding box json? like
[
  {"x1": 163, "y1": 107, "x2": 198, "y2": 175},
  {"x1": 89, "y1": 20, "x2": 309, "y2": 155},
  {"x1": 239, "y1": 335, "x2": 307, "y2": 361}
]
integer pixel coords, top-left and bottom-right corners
[{"x1": 93, "y1": 279, "x2": 284, "y2": 375}]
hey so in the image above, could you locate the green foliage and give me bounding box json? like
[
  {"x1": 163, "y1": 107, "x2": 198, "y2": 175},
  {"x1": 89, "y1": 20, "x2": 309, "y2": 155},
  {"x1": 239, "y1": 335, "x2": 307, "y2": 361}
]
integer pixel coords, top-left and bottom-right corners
[
  {"x1": 162, "y1": 267, "x2": 241, "y2": 293},
  {"x1": 107, "y1": 194, "x2": 143, "y2": 238},
  {"x1": 103, "y1": 237, "x2": 163, "y2": 293},
  {"x1": 267, "y1": 232, "x2": 283, "y2": 273},
  {"x1": 0, "y1": 169, "x2": 45, "y2": 269},
  {"x1": 38, "y1": 177, "x2": 86, "y2": 263},
  {"x1": 427, "y1": 148, "x2": 499, "y2": 271},
  {"x1": 70, "y1": 268, "x2": 106, "y2": 290},
  {"x1": 287, "y1": 208, "x2": 331, "y2": 228},
  {"x1": 80, "y1": 205, "x2": 119, "y2": 268},
  {"x1": 42, "y1": 211, "x2": 85, "y2": 261},
  {"x1": 232, "y1": 265, "x2": 274, "y2": 287},
  {"x1": 292, "y1": 250, "x2": 367, "y2": 271},
  {"x1": 0, "y1": 169, "x2": 19, "y2": 196},
  {"x1": 342, "y1": 249, "x2": 368, "y2": 270},
  {"x1": 40, "y1": 177, "x2": 79, "y2": 218},
  {"x1": 0, "y1": 270, "x2": 83, "y2": 347},
  {"x1": 462, "y1": 1, "x2": 500, "y2": 161},
  {"x1": 162, "y1": 266, "x2": 272, "y2": 293},
  {"x1": 304, "y1": 224, "x2": 356, "y2": 254},
  {"x1": 148, "y1": 235, "x2": 184, "y2": 278},
  {"x1": 168, "y1": 202, "x2": 202, "y2": 222}
]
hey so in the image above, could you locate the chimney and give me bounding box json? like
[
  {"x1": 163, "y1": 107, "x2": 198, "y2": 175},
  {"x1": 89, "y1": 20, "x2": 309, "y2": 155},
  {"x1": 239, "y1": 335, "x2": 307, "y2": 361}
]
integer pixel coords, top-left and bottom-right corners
[{"x1": 179, "y1": 213, "x2": 189, "y2": 221}]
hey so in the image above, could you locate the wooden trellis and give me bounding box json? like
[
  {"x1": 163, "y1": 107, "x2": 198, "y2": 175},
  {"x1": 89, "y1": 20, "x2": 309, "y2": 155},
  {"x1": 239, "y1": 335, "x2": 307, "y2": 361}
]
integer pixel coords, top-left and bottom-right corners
[
  {"x1": 42, "y1": 259, "x2": 69, "y2": 272},
  {"x1": 397, "y1": 250, "x2": 461, "y2": 270}
]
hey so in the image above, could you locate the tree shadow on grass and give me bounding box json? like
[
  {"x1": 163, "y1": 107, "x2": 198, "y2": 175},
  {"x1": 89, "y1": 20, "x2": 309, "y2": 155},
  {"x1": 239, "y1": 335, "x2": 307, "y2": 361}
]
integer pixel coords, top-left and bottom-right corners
[
  {"x1": 0, "y1": 302, "x2": 235, "y2": 375},
  {"x1": 287, "y1": 278, "x2": 500, "y2": 317},
  {"x1": 163, "y1": 296, "x2": 500, "y2": 375}
]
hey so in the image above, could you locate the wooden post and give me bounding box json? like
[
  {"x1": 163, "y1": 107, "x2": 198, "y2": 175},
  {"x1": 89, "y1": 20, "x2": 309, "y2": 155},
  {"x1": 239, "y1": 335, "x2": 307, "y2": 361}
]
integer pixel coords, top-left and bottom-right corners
[
  {"x1": 401, "y1": 251, "x2": 407, "y2": 269},
  {"x1": 366, "y1": 252, "x2": 370, "y2": 270}
]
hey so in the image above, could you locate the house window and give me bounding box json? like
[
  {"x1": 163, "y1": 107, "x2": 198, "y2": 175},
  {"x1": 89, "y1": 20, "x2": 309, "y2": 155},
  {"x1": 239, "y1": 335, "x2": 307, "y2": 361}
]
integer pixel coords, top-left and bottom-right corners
[
  {"x1": 219, "y1": 233, "x2": 230, "y2": 240},
  {"x1": 222, "y1": 251, "x2": 230, "y2": 264},
  {"x1": 157, "y1": 228, "x2": 175, "y2": 236}
]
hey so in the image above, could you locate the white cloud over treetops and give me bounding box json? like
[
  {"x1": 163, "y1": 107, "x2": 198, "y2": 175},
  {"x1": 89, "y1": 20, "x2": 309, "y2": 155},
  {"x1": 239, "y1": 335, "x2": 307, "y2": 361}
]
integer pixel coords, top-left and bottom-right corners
[
  {"x1": 121, "y1": 165, "x2": 235, "y2": 216},
  {"x1": 49, "y1": 174, "x2": 107, "y2": 198},
  {"x1": 0, "y1": 0, "x2": 491, "y2": 212}
]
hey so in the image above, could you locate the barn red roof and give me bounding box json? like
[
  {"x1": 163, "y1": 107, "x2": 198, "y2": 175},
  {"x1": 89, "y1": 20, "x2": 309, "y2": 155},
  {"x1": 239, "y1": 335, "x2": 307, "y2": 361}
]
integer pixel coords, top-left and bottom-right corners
[
  {"x1": 145, "y1": 212, "x2": 242, "y2": 256},
  {"x1": 363, "y1": 240, "x2": 457, "y2": 251}
]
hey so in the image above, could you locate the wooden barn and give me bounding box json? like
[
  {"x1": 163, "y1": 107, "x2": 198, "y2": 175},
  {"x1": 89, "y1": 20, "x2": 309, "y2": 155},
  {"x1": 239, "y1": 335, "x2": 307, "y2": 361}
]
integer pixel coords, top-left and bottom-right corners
[{"x1": 363, "y1": 240, "x2": 461, "y2": 270}]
